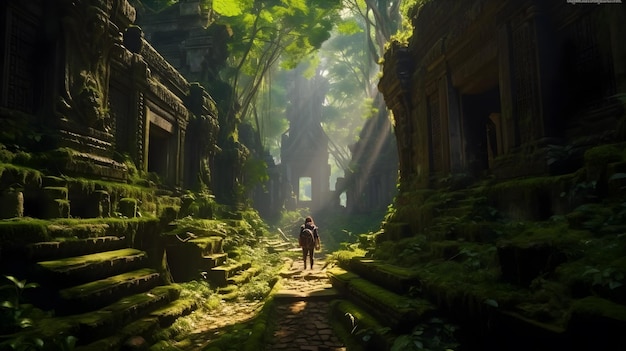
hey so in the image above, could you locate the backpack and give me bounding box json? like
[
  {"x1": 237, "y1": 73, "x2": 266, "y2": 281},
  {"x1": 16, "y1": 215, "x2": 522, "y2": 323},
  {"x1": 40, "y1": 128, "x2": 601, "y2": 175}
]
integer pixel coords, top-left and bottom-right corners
[{"x1": 299, "y1": 227, "x2": 316, "y2": 249}]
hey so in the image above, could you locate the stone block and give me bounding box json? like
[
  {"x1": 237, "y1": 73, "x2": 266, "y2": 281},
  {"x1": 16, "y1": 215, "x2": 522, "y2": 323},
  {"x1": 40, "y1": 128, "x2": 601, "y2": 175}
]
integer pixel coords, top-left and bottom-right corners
[{"x1": 0, "y1": 190, "x2": 24, "y2": 219}]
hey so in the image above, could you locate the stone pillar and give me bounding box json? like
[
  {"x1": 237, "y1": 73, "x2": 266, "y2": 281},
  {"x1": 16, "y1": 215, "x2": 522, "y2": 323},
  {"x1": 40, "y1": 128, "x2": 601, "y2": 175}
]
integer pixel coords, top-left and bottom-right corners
[
  {"x1": 444, "y1": 69, "x2": 463, "y2": 173},
  {"x1": 497, "y1": 20, "x2": 515, "y2": 153}
]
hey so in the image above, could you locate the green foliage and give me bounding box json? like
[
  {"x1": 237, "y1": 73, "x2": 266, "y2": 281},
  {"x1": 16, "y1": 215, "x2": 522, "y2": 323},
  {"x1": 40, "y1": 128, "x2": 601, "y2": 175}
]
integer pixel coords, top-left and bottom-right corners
[
  {"x1": 0, "y1": 275, "x2": 40, "y2": 333},
  {"x1": 391, "y1": 318, "x2": 459, "y2": 351},
  {"x1": 582, "y1": 266, "x2": 624, "y2": 290}
]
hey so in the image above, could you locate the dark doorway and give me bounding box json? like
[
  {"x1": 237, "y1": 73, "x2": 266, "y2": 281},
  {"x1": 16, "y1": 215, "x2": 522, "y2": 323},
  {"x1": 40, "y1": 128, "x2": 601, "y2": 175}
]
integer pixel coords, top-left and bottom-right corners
[
  {"x1": 148, "y1": 125, "x2": 171, "y2": 182},
  {"x1": 461, "y1": 87, "x2": 501, "y2": 175}
]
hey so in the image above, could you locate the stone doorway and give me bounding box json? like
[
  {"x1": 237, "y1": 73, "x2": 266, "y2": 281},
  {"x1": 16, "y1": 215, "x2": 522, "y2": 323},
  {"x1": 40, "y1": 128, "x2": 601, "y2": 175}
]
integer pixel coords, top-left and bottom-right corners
[
  {"x1": 461, "y1": 87, "x2": 501, "y2": 175},
  {"x1": 148, "y1": 123, "x2": 173, "y2": 183}
]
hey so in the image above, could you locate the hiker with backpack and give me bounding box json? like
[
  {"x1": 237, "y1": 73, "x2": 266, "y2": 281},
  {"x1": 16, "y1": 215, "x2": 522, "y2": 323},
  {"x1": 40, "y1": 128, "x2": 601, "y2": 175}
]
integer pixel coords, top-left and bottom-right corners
[{"x1": 299, "y1": 216, "x2": 321, "y2": 269}]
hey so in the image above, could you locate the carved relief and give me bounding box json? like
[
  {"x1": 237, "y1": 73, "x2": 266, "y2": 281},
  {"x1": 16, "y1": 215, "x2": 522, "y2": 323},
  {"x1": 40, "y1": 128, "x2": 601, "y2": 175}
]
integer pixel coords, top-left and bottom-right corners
[{"x1": 58, "y1": 0, "x2": 117, "y2": 132}]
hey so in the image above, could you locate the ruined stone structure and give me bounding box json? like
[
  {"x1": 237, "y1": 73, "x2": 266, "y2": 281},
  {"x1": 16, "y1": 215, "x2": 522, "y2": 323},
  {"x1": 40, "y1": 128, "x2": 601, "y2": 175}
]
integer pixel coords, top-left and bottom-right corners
[
  {"x1": 380, "y1": 0, "x2": 626, "y2": 186},
  {"x1": 280, "y1": 72, "x2": 332, "y2": 213},
  {"x1": 0, "y1": 0, "x2": 218, "y2": 213},
  {"x1": 369, "y1": 1, "x2": 626, "y2": 348}
]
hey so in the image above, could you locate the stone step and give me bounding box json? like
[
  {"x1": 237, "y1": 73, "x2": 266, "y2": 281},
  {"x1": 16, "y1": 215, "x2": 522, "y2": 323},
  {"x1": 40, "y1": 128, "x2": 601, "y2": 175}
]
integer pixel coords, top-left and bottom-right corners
[
  {"x1": 345, "y1": 257, "x2": 420, "y2": 295},
  {"x1": 149, "y1": 297, "x2": 198, "y2": 327},
  {"x1": 329, "y1": 299, "x2": 394, "y2": 350},
  {"x1": 65, "y1": 284, "x2": 181, "y2": 346},
  {"x1": 205, "y1": 261, "x2": 251, "y2": 287},
  {"x1": 267, "y1": 241, "x2": 293, "y2": 253},
  {"x1": 166, "y1": 236, "x2": 225, "y2": 281},
  {"x1": 188, "y1": 236, "x2": 224, "y2": 255},
  {"x1": 27, "y1": 284, "x2": 182, "y2": 349},
  {"x1": 26, "y1": 236, "x2": 127, "y2": 262},
  {"x1": 227, "y1": 266, "x2": 260, "y2": 285},
  {"x1": 200, "y1": 252, "x2": 228, "y2": 270},
  {"x1": 34, "y1": 248, "x2": 148, "y2": 287},
  {"x1": 57, "y1": 268, "x2": 162, "y2": 315},
  {"x1": 74, "y1": 317, "x2": 159, "y2": 351},
  {"x1": 328, "y1": 267, "x2": 436, "y2": 333}
]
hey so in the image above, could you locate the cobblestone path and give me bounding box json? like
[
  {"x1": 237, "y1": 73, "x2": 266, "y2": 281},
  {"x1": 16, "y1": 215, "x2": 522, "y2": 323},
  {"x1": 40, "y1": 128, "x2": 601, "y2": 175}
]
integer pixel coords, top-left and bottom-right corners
[
  {"x1": 265, "y1": 257, "x2": 346, "y2": 351},
  {"x1": 178, "y1": 257, "x2": 345, "y2": 351}
]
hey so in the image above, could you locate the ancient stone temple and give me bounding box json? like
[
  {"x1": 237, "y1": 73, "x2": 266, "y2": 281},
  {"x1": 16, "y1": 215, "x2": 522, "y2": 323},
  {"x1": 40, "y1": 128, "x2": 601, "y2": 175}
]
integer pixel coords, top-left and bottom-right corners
[
  {"x1": 371, "y1": 1, "x2": 626, "y2": 348},
  {"x1": 380, "y1": 0, "x2": 626, "y2": 186},
  {"x1": 0, "y1": 0, "x2": 218, "y2": 203},
  {"x1": 280, "y1": 72, "x2": 332, "y2": 213}
]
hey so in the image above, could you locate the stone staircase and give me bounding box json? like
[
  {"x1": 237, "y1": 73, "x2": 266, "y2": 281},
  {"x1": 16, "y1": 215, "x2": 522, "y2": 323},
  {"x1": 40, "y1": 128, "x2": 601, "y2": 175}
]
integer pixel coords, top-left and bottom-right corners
[
  {"x1": 327, "y1": 259, "x2": 438, "y2": 350},
  {"x1": 1, "y1": 221, "x2": 196, "y2": 350},
  {"x1": 164, "y1": 230, "x2": 261, "y2": 289}
]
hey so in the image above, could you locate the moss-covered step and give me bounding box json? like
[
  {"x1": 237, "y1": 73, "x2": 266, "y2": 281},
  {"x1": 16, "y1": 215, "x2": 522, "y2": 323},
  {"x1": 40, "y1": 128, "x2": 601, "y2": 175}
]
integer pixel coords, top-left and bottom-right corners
[
  {"x1": 227, "y1": 265, "x2": 260, "y2": 285},
  {"x1": 206, "y1": 261, "x2": 252, "y2": 287},
  {"x1": 57, "y1": 268, "x2": 162, "y2": 315},
  {"x1": 34, "y1": 248, "x2": 148, "y2": 286},
  {"x1": 74, "y1": 317, "x2": 159, "y2": 351},
  {"x1": 68, "y1": 285, "x2": 181, "y2": 344},
  {"x1": 345, "y1": 257, "x2": 420, "y2": 295},
  {"x1": 201, "y1": 252, "x2": 228, "y2": 270},
  {"x1": 165, "y1": 236, "x2": 225, "y2": 281},
  {"x1": 330, "y1": 299, "x2": 393, "y2": 351},
  {"x1": 188, "y1": 236, "x2": 224, "y2": 255},
  {"x1": 266, "y1": 241, "x2": 293, "y2": 253},
  {"x1": 328, "y1": 267, "x2": 436, "y2": 332},
  {"x1": 150, "y1": 297, "x2": 198, "y2": 327},
  {"x1": 26, "y1": 236, "x2": 127, "y2": 261},
  {"x1": 567, "y1": 296, "x2": 626, "y2": 349}
]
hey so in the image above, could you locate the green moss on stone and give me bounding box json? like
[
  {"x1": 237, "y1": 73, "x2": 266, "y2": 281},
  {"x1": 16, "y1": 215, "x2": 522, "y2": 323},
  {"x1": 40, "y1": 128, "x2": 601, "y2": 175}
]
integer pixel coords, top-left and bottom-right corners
[{"x1": 572, "y1": 296, "x2": 626, "y2": 321}]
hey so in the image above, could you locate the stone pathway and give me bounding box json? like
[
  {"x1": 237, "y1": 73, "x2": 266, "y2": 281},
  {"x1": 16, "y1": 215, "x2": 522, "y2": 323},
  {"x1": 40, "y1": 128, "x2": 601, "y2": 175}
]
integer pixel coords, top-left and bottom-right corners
[
  {"x1": 265, "y1": 257, "x2": 346, "y2": 351},
  {"x1": 177, "y1": 256, "x2": 345, "y2": 350}
]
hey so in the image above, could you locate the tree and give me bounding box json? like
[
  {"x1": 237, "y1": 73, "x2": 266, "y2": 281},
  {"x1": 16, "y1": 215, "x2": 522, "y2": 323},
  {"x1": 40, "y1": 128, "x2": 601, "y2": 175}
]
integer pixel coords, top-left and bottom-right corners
[{"x1": 210, "y1": 0, "x2": 342, "y2": 148}]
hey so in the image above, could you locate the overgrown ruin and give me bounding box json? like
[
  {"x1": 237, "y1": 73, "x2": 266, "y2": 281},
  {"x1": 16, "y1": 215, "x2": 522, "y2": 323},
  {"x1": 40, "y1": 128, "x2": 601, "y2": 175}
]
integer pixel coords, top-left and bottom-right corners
[{"x1": 1, "y1": 0, "x2": 626, "y2": 350}]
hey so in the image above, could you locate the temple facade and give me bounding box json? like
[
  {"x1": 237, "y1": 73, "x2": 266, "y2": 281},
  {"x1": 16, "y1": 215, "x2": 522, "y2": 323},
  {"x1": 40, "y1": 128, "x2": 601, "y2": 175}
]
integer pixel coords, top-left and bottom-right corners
[
  {"x1": 380, "y1": 0, "x2": 626, "y2": 187},
  {"x1": 0, "y1": 0, "x2": 218, "y2": 204}
]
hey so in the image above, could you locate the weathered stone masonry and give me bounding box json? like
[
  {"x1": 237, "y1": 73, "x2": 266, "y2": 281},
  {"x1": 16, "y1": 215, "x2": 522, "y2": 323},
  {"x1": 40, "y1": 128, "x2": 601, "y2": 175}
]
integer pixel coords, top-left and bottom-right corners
[
  {"x1": 380, "y1": 0, "x2": 626, "y2": 187},
  {"x1": 0, "y1": 0, "x2": 219, "y2": 219}
]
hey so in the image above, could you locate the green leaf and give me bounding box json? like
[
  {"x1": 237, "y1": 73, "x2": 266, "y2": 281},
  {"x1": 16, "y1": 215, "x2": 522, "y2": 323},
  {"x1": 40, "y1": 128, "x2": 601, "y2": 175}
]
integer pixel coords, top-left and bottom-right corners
[
  {"x1": 19, "y1": 318, "x2": 34, "y2": 328},
  {"x1": 484, "y1": 299, "x2": 499, "y2": 308},
  {"x1": 213, "y1": 0, "x2": 243, "y2": 16},
  {"x1": 582, "y1": 268, "x2": 600, "y2": 276},
  {"x1": 4, "y1": 275, "x2": 22, "y2": 288},
  {"x1": 609, "y1": 173, "x2": 626, "y2": 181},
  {"x1": 24, "y1": 282, "x2": 40, "y2": 289},
  {"x1": 337, "y1": 19, "x2": 362, "y2": 35}
]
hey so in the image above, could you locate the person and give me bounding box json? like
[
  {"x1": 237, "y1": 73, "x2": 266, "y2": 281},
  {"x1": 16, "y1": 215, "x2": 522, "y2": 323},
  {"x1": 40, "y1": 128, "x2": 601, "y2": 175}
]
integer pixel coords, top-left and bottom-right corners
[{"x1": 299, "y1": 216, "x2": 320, "y2": 269}]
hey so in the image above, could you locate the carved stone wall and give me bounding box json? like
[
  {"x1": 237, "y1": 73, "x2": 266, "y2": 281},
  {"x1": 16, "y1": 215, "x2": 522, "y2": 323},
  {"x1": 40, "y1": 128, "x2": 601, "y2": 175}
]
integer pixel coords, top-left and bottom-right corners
[
  {"x1": 379, "y1": 0, "x2": 626, "y2": 185},
  {"x1": 0, "y1": 0, "x2": 218, "y2": 189}
]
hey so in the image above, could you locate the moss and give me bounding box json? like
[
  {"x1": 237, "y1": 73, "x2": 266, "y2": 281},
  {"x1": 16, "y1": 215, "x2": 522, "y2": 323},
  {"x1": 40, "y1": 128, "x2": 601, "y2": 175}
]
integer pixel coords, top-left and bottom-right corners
[
  {"x1": 0, "y1": 162, "x2": 42, "y2": 188},
  {"x1": 118, "y1": 197, "x2": 138, "y2": 218},
  {"x1": 572, "y1": 296, "x2": 626, "y2": 321},
  {"x1": 501, "y1": 222, "x2": 590, "y2": 248},
  {"x1": 584, "y1": 144, "x2": 623, "y2": 170},
  {"x1": 37, "y1": 248, "x2": 144, "y2": 271},
  {"x1": 0, "y1": 218, "x2": 49, "y2": 246},
  {"x1": 59, "y1": 268, "x2": 158, "y2": 300},
  {"x1": 330, "y1": 298, "x2": 397, "y2": 350}
]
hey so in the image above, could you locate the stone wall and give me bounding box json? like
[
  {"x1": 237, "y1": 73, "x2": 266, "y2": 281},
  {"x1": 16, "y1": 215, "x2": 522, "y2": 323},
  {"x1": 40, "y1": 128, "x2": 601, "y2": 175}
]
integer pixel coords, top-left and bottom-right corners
[
  {"x1": 379, "y1": 0, "x2": 626, "y2": 188},
  {"x1": 0, "y1": 0, "x2": 219, "y2": 218}
]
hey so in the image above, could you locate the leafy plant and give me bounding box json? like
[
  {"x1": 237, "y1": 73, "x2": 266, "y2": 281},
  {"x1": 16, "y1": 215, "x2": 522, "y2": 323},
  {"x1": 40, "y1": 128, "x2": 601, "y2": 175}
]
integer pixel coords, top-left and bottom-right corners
[
  {"x1": 582, "y1": 266, "x2": 624, "y2": 290},
  {"x1": 391, "y1": 318, "x2": 459, "y2": 351},
  {"x1": 0, "y1": 275, "x2": 40, "y2": 333}
]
